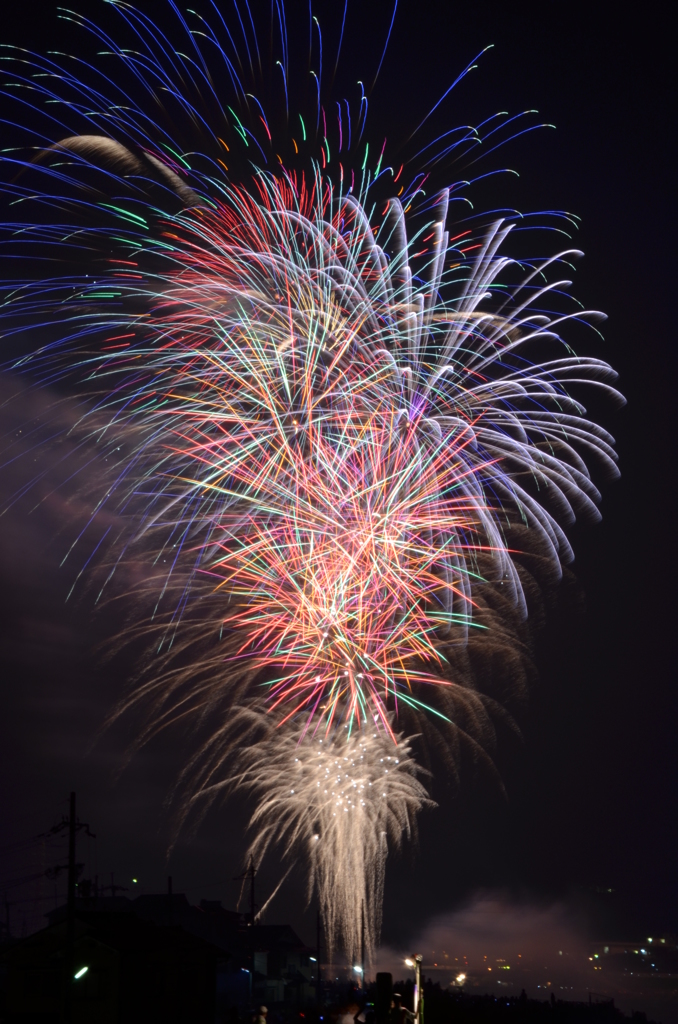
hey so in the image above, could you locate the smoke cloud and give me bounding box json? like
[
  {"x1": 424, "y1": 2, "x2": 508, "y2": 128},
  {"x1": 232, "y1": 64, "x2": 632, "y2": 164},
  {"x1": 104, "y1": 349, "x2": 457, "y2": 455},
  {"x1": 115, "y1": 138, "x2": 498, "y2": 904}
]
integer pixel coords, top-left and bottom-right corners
[{"x1": 376, "y1": 893, "x2": 670, "y2": 1021}]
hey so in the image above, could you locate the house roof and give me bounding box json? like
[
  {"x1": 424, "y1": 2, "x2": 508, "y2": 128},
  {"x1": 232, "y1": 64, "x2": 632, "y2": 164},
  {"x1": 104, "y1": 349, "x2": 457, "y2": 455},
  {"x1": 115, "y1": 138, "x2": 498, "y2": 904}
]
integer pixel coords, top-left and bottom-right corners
[
  {"x1": 1, "y1": 910, "x2": 223, "y2": 964},
  {"x1": 37, "y1": 896, "x2": 312, "y2": 958}
]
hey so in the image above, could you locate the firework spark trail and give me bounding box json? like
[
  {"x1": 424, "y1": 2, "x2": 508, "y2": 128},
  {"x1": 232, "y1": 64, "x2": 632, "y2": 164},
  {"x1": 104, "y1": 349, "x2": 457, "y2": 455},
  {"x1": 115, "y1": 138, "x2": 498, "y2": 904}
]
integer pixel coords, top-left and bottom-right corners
[
  {"x1": 184, "y1": 712, "x2": 433, "y2": 965},
  {"x1": 53, "y1": 179, "x2": 617, "y2": 730},
  {"x1": 0, "y1": 1, "x2": 622, "y2": 963}
]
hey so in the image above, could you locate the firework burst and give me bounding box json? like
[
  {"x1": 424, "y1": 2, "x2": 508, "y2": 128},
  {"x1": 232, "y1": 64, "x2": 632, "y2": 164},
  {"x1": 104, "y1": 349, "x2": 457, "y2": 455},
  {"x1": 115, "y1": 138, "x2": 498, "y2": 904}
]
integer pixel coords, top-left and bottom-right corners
[{"x1": 0, "y1": 1, "x2": 621, "y2": 963}]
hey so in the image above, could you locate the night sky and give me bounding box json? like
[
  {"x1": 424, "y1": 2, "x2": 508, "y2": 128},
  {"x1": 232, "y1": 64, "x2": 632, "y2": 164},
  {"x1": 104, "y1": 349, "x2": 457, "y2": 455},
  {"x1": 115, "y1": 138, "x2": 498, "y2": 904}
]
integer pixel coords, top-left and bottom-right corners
[{"x1": 1, "y1": 0, "x2": 675, "y2": 972}]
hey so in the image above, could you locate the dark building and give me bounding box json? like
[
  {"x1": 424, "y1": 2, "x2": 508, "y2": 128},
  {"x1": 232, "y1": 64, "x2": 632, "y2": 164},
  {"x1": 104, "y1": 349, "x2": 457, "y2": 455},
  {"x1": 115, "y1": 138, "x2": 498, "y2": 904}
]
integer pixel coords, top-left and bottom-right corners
[
  {"x1": 241, "y1": 924, "x2": 316, "y2": 1005},
  {"x1": 0, "y1": 909, "x2": 221, "y2": 1023},
  {"x1": 127, "y1": 895, "x2": 316, "y2": 1006},
  {"x1": 0, "y1": 891, "x2": 316, "y2": 1021}
]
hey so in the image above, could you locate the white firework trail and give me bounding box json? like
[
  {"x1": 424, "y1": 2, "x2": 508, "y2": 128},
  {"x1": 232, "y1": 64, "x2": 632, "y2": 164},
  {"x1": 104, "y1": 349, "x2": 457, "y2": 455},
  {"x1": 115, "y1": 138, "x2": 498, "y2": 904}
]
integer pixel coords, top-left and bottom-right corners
[{"x1": 189, "y1": 718, "x2": 433, "y2": 965}]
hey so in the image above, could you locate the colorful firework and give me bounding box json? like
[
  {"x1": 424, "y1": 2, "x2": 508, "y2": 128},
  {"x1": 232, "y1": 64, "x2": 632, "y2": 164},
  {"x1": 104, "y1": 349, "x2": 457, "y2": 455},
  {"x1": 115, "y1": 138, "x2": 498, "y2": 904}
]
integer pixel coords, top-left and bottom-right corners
[{"x1": 0, "y1": 1, "x2": 621, "y2": 962}]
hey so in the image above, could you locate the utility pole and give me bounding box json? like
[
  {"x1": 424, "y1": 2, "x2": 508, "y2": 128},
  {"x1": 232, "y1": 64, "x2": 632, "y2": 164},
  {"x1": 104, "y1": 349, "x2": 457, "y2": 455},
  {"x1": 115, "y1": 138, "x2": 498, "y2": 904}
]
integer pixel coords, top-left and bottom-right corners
[
  {"x1": 233, "y1": 857, "x2": 258, "y2": 925},
  {"x1": 413, "y1": 955, "x2": 423, "y2": 1024},
  {"x1": 45, "y1": 793, "x2": 95, "y2": 1024},
  {"x1": 65, "y1": 792, "x2": 76, "y2": 1024},
  {"x1": 106, "y1": 873, "x2": 127, "y2": 899}
]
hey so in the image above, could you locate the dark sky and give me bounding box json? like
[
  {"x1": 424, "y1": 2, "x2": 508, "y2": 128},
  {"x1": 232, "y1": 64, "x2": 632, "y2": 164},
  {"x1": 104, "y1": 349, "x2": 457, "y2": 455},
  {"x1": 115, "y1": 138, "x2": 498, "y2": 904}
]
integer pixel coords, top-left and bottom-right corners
[{"x1": 1, "y1": 0, "x2": 675, "y2": 957}]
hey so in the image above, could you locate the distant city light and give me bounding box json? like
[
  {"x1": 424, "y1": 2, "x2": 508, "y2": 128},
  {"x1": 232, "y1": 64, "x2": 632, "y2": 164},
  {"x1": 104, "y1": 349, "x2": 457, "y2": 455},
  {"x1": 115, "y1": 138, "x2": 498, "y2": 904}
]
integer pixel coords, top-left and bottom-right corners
[
  {"x1": 455, "y1": 973, "x2": 466, "y2": 985},
  {"x1": 405, "y1": 959, "x2": 414, "y2": 968},
  {"x1": 74, "y1": 967, "x2": 88, "y2": 980},
  {"x1": 353, "y1": 966, "x2": 363, "y2": 974},
  {"x1": 132, "y1": 878, "x2": 138, "y2": 883},
  {"x1": 309, "y1": 957, "x2": 317, "y2": 962}
]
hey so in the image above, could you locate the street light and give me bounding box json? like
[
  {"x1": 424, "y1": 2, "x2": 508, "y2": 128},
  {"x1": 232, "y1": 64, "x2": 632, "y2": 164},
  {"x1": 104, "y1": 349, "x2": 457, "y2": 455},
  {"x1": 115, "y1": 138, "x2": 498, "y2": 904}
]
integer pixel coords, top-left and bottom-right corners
[{"x1": 405, "y1": 955, "x2": 423, "y2": 1024}]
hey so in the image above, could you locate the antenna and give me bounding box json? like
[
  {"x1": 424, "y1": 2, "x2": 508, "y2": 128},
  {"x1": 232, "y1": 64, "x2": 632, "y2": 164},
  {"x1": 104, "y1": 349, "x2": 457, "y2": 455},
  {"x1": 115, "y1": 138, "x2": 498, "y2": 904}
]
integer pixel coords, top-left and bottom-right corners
[{"x1": 233, "y1": 856, "x2": 258, "y2": 924}]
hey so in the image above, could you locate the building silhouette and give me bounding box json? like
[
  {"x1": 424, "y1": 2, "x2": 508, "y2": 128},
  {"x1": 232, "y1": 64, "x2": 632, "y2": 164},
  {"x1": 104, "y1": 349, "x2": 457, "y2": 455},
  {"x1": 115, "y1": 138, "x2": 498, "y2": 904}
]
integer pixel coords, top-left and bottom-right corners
[
  {"x1": 1, "y1": 907, "x2": 219, "y2": 1022},
  {"x1": 0, "y1": 888, "x2": 315, "y2": 1021}
]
